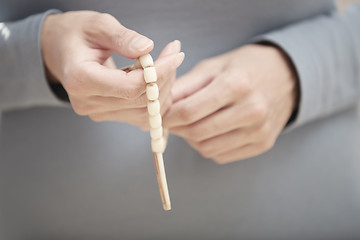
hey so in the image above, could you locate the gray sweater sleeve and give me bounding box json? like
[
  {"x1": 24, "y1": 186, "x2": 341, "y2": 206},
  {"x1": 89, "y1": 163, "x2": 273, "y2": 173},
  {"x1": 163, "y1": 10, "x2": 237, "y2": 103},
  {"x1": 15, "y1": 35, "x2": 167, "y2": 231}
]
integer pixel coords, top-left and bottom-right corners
[
  {"x1": 0, "y1": 10, "x2": 67, "y2": 112},
  {"x1": 257, "y1": 4, "x2": 360, "y2": 131}
]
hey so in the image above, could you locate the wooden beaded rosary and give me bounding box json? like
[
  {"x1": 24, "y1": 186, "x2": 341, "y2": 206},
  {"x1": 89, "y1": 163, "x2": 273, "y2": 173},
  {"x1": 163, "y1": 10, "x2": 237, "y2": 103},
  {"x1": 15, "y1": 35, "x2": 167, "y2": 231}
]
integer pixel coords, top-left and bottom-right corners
[{"x1": 123, "y1": 53, "x2": 171, "y2": 211}]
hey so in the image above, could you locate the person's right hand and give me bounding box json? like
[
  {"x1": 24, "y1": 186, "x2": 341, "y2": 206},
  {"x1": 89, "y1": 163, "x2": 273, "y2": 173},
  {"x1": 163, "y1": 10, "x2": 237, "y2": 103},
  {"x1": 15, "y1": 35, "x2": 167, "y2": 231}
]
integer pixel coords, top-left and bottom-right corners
[{"x1": 41, "y1": 11, "x2": 184, "y2": 127}]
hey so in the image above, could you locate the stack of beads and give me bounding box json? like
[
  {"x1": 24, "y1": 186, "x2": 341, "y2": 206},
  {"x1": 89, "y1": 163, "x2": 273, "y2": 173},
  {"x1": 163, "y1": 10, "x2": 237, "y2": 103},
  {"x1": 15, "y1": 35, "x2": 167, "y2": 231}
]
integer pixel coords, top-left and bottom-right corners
[{"x1": 139, "y1": 54, "x2": 171, "y2": 211}]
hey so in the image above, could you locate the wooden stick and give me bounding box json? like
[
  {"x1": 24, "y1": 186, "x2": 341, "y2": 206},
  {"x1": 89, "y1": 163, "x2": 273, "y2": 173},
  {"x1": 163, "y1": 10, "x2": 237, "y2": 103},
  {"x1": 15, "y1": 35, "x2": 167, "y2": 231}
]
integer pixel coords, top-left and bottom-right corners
[
  {"x1": 153, "y1": 152, "x2": 171, "y2": 211},
  {"x1": 121, "y1": 59, "x2": 142, "y2": 73},
  {"x1": 124, "y1": 54, "x2": 172, "y2": 210}
]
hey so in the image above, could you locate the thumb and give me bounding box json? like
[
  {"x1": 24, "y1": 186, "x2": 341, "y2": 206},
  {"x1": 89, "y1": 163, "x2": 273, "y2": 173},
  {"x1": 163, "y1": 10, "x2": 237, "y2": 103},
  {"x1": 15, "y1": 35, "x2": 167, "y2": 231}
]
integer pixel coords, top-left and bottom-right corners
[{"x1": 88, "y1": 13, "x2": 154, "y2": 59}]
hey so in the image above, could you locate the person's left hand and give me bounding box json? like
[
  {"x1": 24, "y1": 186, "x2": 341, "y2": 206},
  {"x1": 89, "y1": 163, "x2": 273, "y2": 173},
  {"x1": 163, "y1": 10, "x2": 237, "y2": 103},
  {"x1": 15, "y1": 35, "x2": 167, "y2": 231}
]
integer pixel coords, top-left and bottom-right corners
[{"x1": 163, "y1": 44, "x2": 299, "y2": 164}]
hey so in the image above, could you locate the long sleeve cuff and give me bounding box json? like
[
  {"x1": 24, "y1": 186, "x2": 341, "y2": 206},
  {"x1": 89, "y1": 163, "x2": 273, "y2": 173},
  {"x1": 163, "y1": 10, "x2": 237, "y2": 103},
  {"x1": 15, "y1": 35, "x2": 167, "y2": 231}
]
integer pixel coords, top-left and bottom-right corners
[
  {"x1": 0, "y1": 9, "x2": 68, "y2": 112},
  {"x1": 254, "y1": 4, "x2": 360, "y2": 132}
]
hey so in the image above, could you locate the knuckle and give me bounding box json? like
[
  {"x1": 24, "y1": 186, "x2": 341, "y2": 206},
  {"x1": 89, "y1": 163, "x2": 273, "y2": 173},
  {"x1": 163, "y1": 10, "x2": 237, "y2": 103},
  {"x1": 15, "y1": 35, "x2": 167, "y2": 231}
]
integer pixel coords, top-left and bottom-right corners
[
  {"x1": 236, "y1": 73, "x2": 253, "y2": 95},
  {"x1": 199, "y1": 149, "x2": 211, "y2": 159},
  {"x1": 223, "y1": 71, "x2": 251, "y2": 98},
  {"x1": 212, "y1": 157, "x2": 227, "y2": 165},
  {"x1": 105, "y1": 19, "x2": 134, "y2": 48},
  {"x1": 85, "y1": 13, "x2": 110, "y2": 34},
  {"x1": 260, "y1": 138, "x2": 276, "y2": 152},
  {"x1": 72, "y1": 104, "x2": 89, "y2": 116},
  {"x1": 199, "y1": 148, "x2": 214, "y2": 159},
  {"x1": 252, "y1": 103, "x2": 269, "y2": 121},
  {"x1": 194, "y1": 141, "x2": 216, "y2": 159},
  {"x1": 257, "y1": 122, "x2": 272, "y2": 138},
  {"x1": 92, "y1": 13, "x2": 116, "y2": 27},
  {"x1": 89, "y1": 114, "x2": 103, "y2": 122},
  {"x1": 86, "y1": 13, "x2": 125, "y2": 47}
]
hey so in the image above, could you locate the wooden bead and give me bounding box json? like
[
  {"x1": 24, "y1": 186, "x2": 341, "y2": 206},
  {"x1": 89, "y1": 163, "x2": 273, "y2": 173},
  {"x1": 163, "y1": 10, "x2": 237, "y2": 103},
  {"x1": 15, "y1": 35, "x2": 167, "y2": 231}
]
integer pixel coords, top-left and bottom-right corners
[
  {"x1": 139, "y1": 54, "x2": 154, "y2": 68},
  {"x1": 146, "y1": 83, "x2": 159, "y2": 101},
  {"x1": 149, "y1": 114, "x2": 162, "y2": 128},
  {"x1": 150, "y1": 127, "x2": 163, "y2": 140},
  {"x1": 140, "y1": 53, "x2": 171, "y2": 210},
  {"x1": 151, "y1": 137, "x2": 165, "y2": 153},
  {"x1": 144, "y1": 67, "x2": 157, "y2": 83},
  {"x1": 147, "y1": 100, "x2": 160, "y2": 116}
]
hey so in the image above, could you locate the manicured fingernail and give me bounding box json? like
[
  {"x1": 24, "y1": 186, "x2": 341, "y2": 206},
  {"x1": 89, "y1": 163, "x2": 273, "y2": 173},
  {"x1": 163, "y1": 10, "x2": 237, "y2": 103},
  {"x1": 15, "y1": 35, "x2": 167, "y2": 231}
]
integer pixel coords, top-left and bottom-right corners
[{"x1": 130, "y1": 36, "x2": 153, "y2": 52}]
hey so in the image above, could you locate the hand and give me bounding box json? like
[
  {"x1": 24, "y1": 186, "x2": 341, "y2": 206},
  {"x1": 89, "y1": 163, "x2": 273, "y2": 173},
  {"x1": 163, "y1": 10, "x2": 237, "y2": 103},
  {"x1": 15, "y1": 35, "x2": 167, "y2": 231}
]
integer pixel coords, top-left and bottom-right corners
[
  {"x1": 163, "y1": 44, "x2": 299, "y2": 164},
  {"x1": 41, "y1": 11, "x2": 184, "y2": 127}
]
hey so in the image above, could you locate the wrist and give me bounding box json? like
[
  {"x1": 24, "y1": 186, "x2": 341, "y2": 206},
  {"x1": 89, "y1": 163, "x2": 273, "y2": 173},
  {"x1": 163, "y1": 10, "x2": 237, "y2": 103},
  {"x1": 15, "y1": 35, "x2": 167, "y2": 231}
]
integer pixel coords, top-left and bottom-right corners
[
  {"x1": 41, "y1": 13, "x2": 62, "y2": 84},
  {"x1": 272, "y1": 44, "x2": 299, "y2": 112},
  {"x1": 256, "y1": 42, "x2": 300, "y2": 123}
]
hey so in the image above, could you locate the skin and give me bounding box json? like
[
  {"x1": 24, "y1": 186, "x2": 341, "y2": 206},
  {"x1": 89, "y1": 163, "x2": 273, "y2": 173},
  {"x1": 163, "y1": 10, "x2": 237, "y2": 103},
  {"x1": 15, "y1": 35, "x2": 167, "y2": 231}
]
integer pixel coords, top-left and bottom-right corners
[
  {"x1": 42, "y1": 11, "x2": 298, "y2": 164},
  {"x1": 41, "y1": 11, "x2": 184, "y2": 128},
  {"x1": 163, "y1": 45, "x2": 299, "y2": 164}
]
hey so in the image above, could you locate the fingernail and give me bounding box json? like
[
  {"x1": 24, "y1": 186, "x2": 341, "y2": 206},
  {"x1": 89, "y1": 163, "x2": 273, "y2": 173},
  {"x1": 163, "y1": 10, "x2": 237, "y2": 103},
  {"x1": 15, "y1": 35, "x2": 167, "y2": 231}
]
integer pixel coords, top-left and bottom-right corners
[
  {"x1": 130, "y1": 36, "x2": 153, "y2": 52},
  {"x1": 173, "y1": 52, "x2": 185, "y2": 68},
  {"x1": 172, "y1": 40, "x2": 181, "y2": 52}
]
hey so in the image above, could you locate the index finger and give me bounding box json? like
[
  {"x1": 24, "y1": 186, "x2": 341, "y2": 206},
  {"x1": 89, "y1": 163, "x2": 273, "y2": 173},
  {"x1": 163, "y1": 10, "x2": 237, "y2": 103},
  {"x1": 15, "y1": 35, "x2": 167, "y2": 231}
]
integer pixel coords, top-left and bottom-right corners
[
  {"x1": 74, "y1": 62, "x2": 145, "y2": 99},
  {"x1": 163, "y1": 72, "x2": 234, "y2": 128},
  {"x1": 79, "y1": 52, "x2": 184, "y2": 99}
]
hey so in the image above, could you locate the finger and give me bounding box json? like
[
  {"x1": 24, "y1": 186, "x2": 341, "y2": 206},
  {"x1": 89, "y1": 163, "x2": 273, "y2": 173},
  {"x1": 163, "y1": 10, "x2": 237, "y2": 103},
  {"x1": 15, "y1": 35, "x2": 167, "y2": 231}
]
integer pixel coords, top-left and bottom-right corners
[
  {"x1": 155, "y1": 51, "x2": 184, "y2": 88},
  {"x1": 77, "y1": 71, "x2": 174, "y2": 115},
  {"x1": 66, "y1": 52, "x2": 184, "y2": 99},
  {"x1": 157, "y1": 72, "x2": 175, "y2": 114},
  {"x1": 141, "y1": 94, "x2": 172, "y2": 132},
  {"x1": 103, "y1": 57, "x2": 117, "y2": 69},
  {"x1": 84, "y1": 13, "x2": 154, "y2": 58},
  {"x1": 212, "y1": 142, "x2": 272, "y2": 164},
  {"x1": 68, "y1": 94, "x2": 145, "y2": 116},
  {"x1": 65, "y1": 61, "x2": 144, "y2": 98},
  {"x1": 160, "y1": 93, "x2": 173, "y2": 119},
  {"x1": 171, "y1": 72, "x2": 213, "y2": 104},
  {"x1": 88, "y1": 81, "x2": 174, "y2": 126},
  {"x1": 164, "y1": 72, "x2": 235, "y2": 128},
  {"x1": 89, "y1": 107, "x2": 149, "y2": 126},
  {"x1": 167, "y1": 98, "x2": 267, "y2": 142},
  {"x1": 158, "y1": 40, "x2": 181, "y2": 58},
  {"x1": 126, "y1": 51, "x2": 182, "y2": 95},
  {"x1": 171, "y1": 61, "x2": 221, "y2": 103},
  {"x1": 120, "y1": 40, "x2": 181, "y2": 72},
  {"x1": 186, "y1": 128, "x2": 257, "y2": 160},
  {"x1": 125, "y1": 51, "x2": 183, "y2": 93},
  {"x1": 168, "y1": 106, "x2": 251, "y2": 142},
  {"x1": 83, "y1": 94, "x2": 148, "y2": 112}
]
